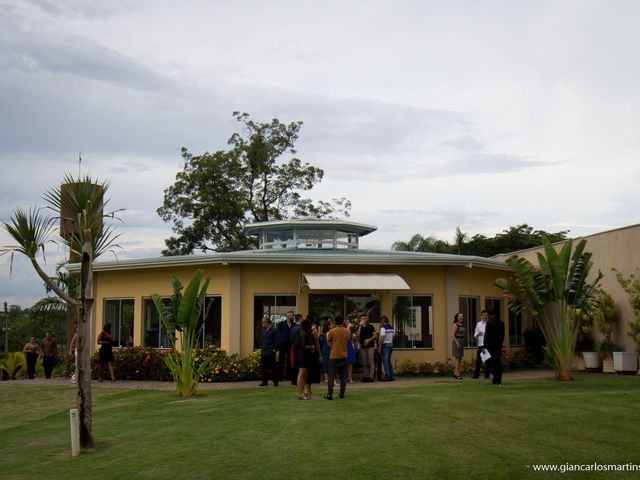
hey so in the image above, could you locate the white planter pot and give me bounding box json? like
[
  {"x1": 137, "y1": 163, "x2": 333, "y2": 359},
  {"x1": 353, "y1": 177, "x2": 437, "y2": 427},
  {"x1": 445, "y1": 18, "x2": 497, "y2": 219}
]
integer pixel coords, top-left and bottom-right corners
[
  {"x1": 572, "y1": 354, "x2": 585, "y2": 371},
  {"x1": 582, "y1": 351, "x2": 602, "y2": 370},
  {"x1": 613, "y1": 352, "x2": 639, "y2": 372}
]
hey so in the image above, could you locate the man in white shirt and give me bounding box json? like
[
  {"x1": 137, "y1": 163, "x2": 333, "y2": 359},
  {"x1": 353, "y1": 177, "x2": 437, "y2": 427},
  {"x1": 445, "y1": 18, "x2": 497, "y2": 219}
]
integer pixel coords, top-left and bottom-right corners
[
  {"x1": 378, "y1": 315, "x2": 395, "y2": 381},
  {"x1": 472, "y1": 310, "x2": 490, "y2": 379}
]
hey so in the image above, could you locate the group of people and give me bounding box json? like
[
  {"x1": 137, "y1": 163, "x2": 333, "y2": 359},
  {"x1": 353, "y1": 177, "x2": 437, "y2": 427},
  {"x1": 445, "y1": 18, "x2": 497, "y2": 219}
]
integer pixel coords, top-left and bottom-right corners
[
  {"x1": 21, "y1": 323, "x2": 116, "y2": 382},
  {"x1": 22, "y1": 331, "x2": 59, "y2": 379},
  {"x1": 259, "y1": 311, "x2": 396, "y2": 401},
  {"x1": 451, "y1": 309, "x2": 505, "y2": 385}
]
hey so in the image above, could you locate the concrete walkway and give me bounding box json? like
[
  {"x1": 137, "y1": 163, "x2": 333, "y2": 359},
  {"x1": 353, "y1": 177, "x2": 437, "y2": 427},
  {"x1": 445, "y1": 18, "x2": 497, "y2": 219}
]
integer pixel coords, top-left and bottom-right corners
[{"x1": 1, "y1": 369, "x2": 555, "y2": 391}]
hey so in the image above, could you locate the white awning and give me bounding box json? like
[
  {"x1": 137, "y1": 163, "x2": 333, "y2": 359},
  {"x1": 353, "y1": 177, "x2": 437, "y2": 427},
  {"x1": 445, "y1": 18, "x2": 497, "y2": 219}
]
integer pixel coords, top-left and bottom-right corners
[{"x1": 301, "y1": 273, "x2": 410, "y2": 291}]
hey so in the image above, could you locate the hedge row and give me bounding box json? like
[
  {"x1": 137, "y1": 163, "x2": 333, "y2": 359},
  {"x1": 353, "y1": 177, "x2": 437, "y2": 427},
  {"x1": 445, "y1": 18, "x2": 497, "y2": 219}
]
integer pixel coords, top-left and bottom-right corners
[{"x1": 86, "y1": 345, "x2": 261, "y2": 382}]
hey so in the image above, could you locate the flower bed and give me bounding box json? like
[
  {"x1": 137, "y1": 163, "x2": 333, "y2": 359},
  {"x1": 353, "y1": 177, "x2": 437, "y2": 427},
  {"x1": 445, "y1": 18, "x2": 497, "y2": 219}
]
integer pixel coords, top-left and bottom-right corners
[
  {"x1": 395, "y1": 350, "x2": 538, "y2": 377},
  {"x1": 89, "y1": 345, "x2": 261, "y2": 382}
]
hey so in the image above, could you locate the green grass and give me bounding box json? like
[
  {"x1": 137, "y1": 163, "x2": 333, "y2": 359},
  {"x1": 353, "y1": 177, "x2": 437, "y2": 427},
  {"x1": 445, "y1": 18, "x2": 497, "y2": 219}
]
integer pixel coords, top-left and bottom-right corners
[{"x1": 1, "y1": 374, "x2": 640, "y2": 479}]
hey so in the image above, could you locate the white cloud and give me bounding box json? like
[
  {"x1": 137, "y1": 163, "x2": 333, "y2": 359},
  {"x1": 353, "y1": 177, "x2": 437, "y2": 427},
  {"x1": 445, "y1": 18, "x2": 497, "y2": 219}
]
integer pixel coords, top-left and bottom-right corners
[{"x1": 2, "y1": 0, "x2": 640, "y2": 306}]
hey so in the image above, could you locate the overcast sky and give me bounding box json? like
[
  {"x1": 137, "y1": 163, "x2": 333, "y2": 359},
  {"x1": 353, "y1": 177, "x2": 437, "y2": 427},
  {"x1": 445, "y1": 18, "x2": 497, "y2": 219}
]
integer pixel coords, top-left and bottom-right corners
[{"x1": 2, "y1": 0, "x2": 640, "y2": 307}]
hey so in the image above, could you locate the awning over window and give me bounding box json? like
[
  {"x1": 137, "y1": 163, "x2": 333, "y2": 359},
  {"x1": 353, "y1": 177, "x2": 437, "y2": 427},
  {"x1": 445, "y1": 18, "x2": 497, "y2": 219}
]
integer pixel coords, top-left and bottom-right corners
[{"x1": 301, "y1": 273, "x2": 410, "y2": 291}]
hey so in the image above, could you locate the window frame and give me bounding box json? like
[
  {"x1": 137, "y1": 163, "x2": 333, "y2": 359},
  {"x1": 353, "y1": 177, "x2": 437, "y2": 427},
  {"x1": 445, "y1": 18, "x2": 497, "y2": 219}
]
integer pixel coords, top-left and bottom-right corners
[
  {"x1": 103, "y1": 298, "x2": 135, "y2": 348},
  {"x1": 458, "y1": 296, "x2": 480, "y2": 347},
  {"x1": 253, "y1": 294, "x2": 297, "y2": 349},
  {"x1": 509, "y1": 310, "x2": 525, "y2": 346},
  {"x1": 142, "y1": 296, "x2": 174, "y2": 349},
  {"x1": 308, "y1": 293, "x2": 381, "y2": 324},
  {"x1": 197, "y1": 295, "x2": 223, "y2": 348},
  {"x1": 391, "y1": 294, "x2": 434, "y2": 350}
]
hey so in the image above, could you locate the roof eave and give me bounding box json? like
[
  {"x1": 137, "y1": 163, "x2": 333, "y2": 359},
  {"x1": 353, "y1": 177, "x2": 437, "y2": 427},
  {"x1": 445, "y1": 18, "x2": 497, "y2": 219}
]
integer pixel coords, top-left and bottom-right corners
[{"x1": 68, "y1": 252, "x2": 511, "y2": 273}]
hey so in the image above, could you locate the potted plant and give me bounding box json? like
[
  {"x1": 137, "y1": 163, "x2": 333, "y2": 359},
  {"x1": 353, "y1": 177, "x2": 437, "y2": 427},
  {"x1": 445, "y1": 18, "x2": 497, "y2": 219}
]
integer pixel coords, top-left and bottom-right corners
[
  {"x1": 585, "y1": 289, "x2": 617, "y2": 370},
  {"x1": 576, "y1": 334, "x2": 598, "y2": 370},
  {"x1": 599, "y1": 339, "x2": 617, "y2": 373},
  {"x1": 613, "y1": 271, "x2": 640, "y2": 373},
  {"x1": 572, "y1": 307, "x2": 594, "y2": 370},
  {"x1": 613, "y1": 350, "x2": 638, "y2": 372}
]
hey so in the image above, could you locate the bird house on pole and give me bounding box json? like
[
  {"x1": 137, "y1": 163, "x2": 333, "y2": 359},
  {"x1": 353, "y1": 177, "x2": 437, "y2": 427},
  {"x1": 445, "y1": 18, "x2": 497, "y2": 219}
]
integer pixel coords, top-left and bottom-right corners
[{"x1": 59, "y1": 180, "x2": 104, "y2": 241}]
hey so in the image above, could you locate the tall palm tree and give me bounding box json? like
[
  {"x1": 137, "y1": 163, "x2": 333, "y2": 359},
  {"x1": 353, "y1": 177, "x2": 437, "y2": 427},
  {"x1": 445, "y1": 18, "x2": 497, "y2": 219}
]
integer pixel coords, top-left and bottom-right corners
[
  {"x1": 392, "y1": 233, "x2": 452, "y2": 253},
  {"x1": 1, "y1": 175, "x2": 121, "y2": 447},
  {"x1": 454, "y1": 226, "x2": 469, "y2": 255},
  {"x1": 496, "y1": 238, "x2": 601, "y2": 381}
]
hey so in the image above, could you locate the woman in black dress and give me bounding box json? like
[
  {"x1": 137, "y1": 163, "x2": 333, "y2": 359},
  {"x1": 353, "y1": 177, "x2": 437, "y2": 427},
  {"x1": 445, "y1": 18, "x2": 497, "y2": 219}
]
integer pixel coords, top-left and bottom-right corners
[
  {"x1": 305, "y1": 316, "x2": 322, "y2": 396},
  {"x1": 97, "y1": 323, "x2": 116, "y2": 382},
  {"x1": 296, "y1": 319, "x2": 315, "y2": 400}
]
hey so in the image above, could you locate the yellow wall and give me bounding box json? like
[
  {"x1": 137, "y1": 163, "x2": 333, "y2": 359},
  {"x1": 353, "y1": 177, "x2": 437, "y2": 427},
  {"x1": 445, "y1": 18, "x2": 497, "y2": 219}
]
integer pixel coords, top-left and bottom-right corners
[
  {"x1": 92, "y1": 261, "x2": 510, "y2": 363},
  {"x1": 93, "y1": 265, "x2": 232, "y2": 351}
]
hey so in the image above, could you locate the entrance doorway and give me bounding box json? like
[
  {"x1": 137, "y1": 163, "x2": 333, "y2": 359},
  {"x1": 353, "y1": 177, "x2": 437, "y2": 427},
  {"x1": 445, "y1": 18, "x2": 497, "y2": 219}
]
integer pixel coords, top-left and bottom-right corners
[{"x1": 308, "y1": 294, "x2": 381, "y2": 323}]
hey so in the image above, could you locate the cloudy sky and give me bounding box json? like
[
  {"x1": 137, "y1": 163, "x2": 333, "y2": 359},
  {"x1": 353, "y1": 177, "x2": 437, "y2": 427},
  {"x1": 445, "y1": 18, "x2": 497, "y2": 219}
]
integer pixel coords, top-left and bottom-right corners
[{"x1": 2, "y1": 0, "x2": 640, "y2": 307}]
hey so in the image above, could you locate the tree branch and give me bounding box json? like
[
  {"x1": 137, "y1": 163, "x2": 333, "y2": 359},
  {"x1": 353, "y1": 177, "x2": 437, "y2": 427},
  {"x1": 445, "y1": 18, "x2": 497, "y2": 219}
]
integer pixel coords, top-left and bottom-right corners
[{"x1": 30, "y1": 257, "x2": 78, "y2": 306}]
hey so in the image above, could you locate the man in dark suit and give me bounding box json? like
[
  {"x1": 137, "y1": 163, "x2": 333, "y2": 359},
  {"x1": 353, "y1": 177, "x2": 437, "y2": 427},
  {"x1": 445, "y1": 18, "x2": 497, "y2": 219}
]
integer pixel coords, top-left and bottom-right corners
[
  {"x1": 276, "y1": 310, "x2": 295, "y2": 381},
  {"x1": 483, "y1": 311, "x2": 505, "y2": 385},
  {"x1": 259, "y1": 317, "x2": 279, "y2": 387}
]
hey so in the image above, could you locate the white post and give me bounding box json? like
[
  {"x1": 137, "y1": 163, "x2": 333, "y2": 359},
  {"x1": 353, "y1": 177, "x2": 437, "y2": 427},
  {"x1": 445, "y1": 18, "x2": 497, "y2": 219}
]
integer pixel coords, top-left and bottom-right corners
[{"x1": 70, "y1": 408, "x2": 80, "y2": 456}]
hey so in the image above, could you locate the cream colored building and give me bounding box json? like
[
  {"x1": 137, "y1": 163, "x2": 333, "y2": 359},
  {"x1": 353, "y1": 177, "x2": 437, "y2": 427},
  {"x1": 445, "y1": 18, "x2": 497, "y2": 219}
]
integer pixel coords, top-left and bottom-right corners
[
  {"x1": 79, "y1": 219, "x2": 515, "y2": 364},
  {"x1": 493, "y1": 223, "x2": 640, "y2": 352}
]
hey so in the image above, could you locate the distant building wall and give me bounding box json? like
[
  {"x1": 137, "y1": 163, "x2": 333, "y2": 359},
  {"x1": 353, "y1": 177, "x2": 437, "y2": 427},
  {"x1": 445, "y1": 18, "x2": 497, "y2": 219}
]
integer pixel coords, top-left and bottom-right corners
[{"x1": 494, "y1": 224, "x2": 640, "y2": 352}]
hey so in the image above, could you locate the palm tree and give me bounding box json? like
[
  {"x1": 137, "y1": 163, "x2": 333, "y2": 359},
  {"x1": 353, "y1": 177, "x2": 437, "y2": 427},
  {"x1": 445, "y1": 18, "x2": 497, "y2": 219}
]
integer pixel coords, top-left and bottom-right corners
[
  {"x1": 496, "y1": 238, "x2": 601, "y2": 381},
  {"x1": 454, "y1": 226, "x2": 469, "y2": 254},
  {"x1": 1, "y1": 175, "x2": 121, "y2": 447},
  {"x1": 392, "y1": 234, "x2": 452, "y2": 253}
]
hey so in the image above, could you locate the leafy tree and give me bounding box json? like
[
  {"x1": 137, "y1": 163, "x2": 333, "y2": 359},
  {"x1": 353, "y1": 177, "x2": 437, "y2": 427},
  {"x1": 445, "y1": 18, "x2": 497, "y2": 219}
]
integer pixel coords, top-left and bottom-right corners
[
  {"x1": 453, "y1": 227, "x2": 469, "y2": 254},
  {"x1": 614, "y1": 270, "x2": 640, "y2": 350},
  {"x1": 1, "y1": 175, "x2": 121, "y2": 448},
  {"x1": 391, "y1": 234, "x2": 451, "y2": 253},
  {"x1": 4, "y1": 304, "x2": 66, "y2": 352},
  {"x1": 158, "y1": 112, "x2": 351, "y2": 255},
  {"x1": 392, "y1": 224, "x2": 569, "y2": 257},
  {"x1": 496, "y1": 238, "x2": 601, "y2": 381}
]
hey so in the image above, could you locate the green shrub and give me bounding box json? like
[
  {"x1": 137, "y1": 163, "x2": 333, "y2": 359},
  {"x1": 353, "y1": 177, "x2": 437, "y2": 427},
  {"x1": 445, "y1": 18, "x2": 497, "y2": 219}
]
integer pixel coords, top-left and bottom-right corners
[
  {"x1": 91, "y1": 347, "x2": 172, "y2": 381},
  {"x1": 197, "y1": 347, "x2": 260, "y2": 382},
  {"x1": 89, "y1": 346, "x2": 261, "y2": 382},
  {"x1": 502, "y1": 349, "x2": 537, "y2": 370},
  {"x1": 0, "y1": 352, "x2": 27, "y2": 379},
  {"x1": 395, "y1": 350, "x2": 536, "y2": 378}
]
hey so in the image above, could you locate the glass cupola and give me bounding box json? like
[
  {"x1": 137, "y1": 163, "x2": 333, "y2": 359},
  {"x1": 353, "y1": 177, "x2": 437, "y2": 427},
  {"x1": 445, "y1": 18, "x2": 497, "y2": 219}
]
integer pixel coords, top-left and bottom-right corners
[{"x1": 244, "y1": 219, "x2": 376, "y2": 250}]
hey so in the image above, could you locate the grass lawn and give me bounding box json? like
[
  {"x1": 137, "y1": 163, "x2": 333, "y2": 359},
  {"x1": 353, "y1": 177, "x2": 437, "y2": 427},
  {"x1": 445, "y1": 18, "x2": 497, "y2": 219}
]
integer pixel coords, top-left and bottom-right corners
[{"x1": 1, "y1": 373, "x2": 639, "y2": 479}]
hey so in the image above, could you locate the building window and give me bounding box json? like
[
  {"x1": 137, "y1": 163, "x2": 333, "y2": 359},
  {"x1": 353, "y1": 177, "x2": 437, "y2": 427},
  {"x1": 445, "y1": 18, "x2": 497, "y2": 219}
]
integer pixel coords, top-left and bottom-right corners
[
  {"x1": 392, "y1": 295, "x2": 433, "y2": 348},
  {"x1": 197, "y1": 296, "x2": 222, "y2": 347},
  {"x1": 104, "y1": 299, "x2": 134, "y2": 347},
  {"x1": 485, "y1": 298, "x2": 502, "y2": 320},
  {"x1": 253, "y1": 295, "x2": 297, "y2": 349},
  {"x1": 143, "y1": 297, "x2": 174, "y2": 348},
  {"x1": 308, "y1": 294, "x2": 381, "y2": 323},
  {"x1": 458, "y1": 296, "x2": 479, "y2": 347},
  {"x1": 509, "y1": 310, "x2": 524, "y2": 346}
]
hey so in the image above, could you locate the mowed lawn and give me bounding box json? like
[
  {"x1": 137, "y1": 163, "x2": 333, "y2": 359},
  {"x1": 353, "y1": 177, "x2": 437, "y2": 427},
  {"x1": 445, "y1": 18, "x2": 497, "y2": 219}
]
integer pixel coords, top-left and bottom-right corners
[{"x1": 1, "y1": 373, "x2": 639, "y2": 480}]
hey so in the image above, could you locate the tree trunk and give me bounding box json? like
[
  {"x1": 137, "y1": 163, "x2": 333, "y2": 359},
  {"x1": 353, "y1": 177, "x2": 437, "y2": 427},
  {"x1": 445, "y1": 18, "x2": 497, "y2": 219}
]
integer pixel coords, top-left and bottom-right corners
[
  {"x1": 67, "y1": 251, "x2": 80, "y2": 354},
  {"x1": 77, "y1": 238, "x2": 94, "y2": 448},
  {"x1": 556, "y1": 369, "x2": 573, "y2": 381}
]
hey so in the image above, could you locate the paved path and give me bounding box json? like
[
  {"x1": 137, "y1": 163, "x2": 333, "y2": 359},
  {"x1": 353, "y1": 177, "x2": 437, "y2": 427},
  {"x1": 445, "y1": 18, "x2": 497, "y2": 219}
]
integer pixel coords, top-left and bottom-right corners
[{"x1": 1, "y1": 369, "x2": 556, "y2": 391}]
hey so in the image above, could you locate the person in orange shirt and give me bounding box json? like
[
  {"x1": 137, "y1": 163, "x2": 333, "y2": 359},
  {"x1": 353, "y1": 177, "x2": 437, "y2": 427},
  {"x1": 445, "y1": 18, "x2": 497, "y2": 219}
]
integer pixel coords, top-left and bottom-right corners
[{"x1": 325, "y1": 315, "x2": 351, "y2": 400}]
